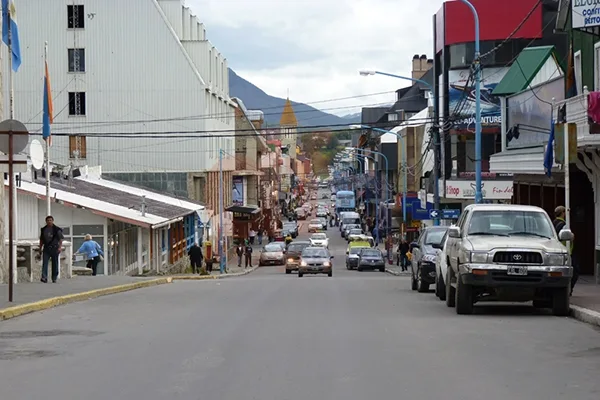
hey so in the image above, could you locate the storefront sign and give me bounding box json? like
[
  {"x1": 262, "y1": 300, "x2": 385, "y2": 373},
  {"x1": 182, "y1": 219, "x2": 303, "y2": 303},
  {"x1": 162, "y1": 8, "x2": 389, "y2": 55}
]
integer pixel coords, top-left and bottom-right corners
[
  {"x1": 233, "y1": 212, "x2": 253, "y2": 220},
  {"x1": 443, "y1": 180, "x2": 513, "y2": 200},
  {"x1": 572, "y1": 0, "x2": 600, "y2": 29}
]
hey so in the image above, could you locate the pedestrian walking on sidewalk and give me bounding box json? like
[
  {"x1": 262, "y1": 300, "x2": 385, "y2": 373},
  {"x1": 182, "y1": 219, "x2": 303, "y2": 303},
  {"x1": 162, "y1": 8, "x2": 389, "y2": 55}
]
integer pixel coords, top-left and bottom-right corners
[
  {"x1": 553, "y1": 205, "x2": 579, "y2": 295},
  {"x1": 188, "y1": 242, "x2": 204, "y2": 273},
  {"x1": 244, "y1": 242, "x2": 253, "y2": 268},
  {"x1": 74, "y1": 234, "x2": 104, "y2": 276},
  {"x1": 39, "y1": 215, "x2": 64, "y2": 283},
  {"x1": 249, "y1": 229, "x2": 256, "y2": 245},
  {"x1": 257, "y1": 229, "x2": 263, "y2": 245},
  {"x1": 236, "y1": 243, "x2": 244, "y2": 267},
  {"x1": 397, "y1": 238, "x2": 409, "y2": 271}
]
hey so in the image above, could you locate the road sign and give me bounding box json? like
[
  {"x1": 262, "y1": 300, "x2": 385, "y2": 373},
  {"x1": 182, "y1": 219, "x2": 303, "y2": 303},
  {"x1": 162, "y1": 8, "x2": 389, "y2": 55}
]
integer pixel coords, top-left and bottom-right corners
[
  {"x1": 429, "y1": 209, "x2": 440, "y2": 219},
  {"x1": 441, "y1": 209, "x2": 461, "y2": 219}
]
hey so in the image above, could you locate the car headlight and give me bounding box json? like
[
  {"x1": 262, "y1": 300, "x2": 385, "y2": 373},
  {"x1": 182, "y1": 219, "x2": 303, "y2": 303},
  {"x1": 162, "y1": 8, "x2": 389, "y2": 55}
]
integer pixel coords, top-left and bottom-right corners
[
  {"x1": 467, "y1": 251, "x2": 488, "y2": 263},
  {"x1": 323, "y1": 261, "x2": 331, "y2": 267},
  {"x1": 547, "y1": 253, "x2": 569, "y2": 266},
  {"x1": 300, "y1": 261, "x2": 307, "y2": 267},
  {"x1": 287, "y1": 258, "x2": 295, "y2": 263},
  {"x1": 422, "y1": 254, "x2": 437, "y2": 263}
]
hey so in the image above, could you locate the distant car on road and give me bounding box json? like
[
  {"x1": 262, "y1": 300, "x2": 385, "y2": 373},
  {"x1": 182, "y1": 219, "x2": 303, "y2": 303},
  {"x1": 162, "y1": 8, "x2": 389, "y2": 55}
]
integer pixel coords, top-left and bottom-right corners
[
  {"x1": 310, "y1": 233, "x2": 329, "y2": 248},
  {"x1": 259, "y1": 243, "x2": 286, "y2": 266},
  {"x1": 357, "y1": 248, "x2": 386, "y2": 272},
  {"x1": 347, "y1": 228, "x2": 364, "y2": 242},
  {"x1": 346, "y1": 245, "x2": 369, "y2": 270},
  {"x1": 285, "y1": 241, "x2": 311, "y2": 274},
  {"x1": 308, "y1": 219, "x2": 325, "y2": 233},
  {"x1": 283, "y1": 222, "x2": 298, "y2": 238},
  {"x1": 298, "y1": 247, "x2": 334, "y2": 278}
]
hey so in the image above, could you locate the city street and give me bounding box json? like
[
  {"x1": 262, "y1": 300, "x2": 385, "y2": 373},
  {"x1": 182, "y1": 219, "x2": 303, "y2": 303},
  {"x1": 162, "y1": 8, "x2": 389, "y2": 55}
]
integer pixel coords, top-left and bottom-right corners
[{"x1": 0, "y1": 200, "x2": 599, "y2": 399}]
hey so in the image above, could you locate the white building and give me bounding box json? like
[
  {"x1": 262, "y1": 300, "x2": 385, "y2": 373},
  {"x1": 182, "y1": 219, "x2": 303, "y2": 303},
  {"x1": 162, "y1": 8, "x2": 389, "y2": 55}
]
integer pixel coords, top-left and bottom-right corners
[{"x1": 10, "y1": 0, "x2": 235, "y2": 198}]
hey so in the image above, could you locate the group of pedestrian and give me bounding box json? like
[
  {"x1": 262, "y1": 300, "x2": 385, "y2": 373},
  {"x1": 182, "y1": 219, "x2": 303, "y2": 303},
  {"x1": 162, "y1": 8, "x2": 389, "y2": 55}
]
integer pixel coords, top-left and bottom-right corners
[{"x1": 236, "y1": 240, "x2": 254, "y2": 268}]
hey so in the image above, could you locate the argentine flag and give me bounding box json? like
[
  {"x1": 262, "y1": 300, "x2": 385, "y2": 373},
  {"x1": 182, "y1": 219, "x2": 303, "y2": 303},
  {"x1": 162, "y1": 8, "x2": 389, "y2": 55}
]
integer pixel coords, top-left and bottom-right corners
[{"x1": 2, "y1": 0, "x2": 21, "y2": 72}]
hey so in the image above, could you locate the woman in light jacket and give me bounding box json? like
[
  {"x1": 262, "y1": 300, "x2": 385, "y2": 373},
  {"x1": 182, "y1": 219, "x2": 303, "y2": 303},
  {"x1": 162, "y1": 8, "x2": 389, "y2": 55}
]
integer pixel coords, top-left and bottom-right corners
[{"x1": 75, "y1": 234, "x2": 104, "y2": 276}]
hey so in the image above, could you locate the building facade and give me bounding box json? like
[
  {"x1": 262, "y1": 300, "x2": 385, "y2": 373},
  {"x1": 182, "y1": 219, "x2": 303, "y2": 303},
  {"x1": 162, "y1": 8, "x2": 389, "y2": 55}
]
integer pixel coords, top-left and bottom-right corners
[{"x1": 13, "y1": 0, "x2": 235, "y2": 196}]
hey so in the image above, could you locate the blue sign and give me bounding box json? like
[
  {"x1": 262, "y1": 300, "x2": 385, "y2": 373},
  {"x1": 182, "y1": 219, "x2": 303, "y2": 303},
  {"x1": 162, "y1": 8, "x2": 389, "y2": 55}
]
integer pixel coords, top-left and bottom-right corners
[
  {"x1": 441, "y1": 209, "x2": 461, "y2": 219},
  {"x1": 429, "y1": 209, "x2": 440, "y2": 219}
]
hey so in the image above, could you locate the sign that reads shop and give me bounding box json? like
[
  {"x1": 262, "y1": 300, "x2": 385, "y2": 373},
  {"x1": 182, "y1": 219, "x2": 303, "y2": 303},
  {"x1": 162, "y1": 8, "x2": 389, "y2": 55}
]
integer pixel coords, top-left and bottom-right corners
[
  {"x1": 443, "y1": 180, "x2": 514, "y2": 200},
  {"x1": 573, "y1": 0, "x2": 600, "y2": 29}
]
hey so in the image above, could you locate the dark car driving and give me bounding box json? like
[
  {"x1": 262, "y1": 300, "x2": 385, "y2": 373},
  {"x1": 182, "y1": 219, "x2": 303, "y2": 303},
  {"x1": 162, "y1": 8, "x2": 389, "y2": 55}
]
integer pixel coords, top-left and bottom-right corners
[
  {"x1": 285, "y1": 241, "x2": 311, "y2": 274},
  {"x1": 298, "y1": 247, "x2": 334, "y2": 278},
  {"x1": 410, "y1": 226, "x2": 448, "y2": 292},
  {"x1": 283, "y1": 222, "x2": 298, "y2": 238},
  {"x1": 357, "y1": 248, "x2": 385, "y2": 272}
]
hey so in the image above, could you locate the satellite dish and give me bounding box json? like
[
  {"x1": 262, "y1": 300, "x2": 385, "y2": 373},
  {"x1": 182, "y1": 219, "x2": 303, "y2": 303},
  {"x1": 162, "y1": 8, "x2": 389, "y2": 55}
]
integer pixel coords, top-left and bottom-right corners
[{"x1": 29, "y1": 139, "x2": 44, "y2": 170}]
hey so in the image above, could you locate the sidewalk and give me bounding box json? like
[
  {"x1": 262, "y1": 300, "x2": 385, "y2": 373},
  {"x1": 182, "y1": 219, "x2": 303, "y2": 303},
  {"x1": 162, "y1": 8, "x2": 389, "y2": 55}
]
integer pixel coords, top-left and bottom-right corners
[{"x1": 569, "y1": 276, "x2": 600, "y2": 327}]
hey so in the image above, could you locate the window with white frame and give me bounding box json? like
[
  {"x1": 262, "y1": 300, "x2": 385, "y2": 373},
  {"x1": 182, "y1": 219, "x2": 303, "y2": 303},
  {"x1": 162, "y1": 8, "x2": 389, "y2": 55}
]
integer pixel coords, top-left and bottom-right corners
[{"x1": 574, "y1": 50, "x2": 582, "y2": 95}]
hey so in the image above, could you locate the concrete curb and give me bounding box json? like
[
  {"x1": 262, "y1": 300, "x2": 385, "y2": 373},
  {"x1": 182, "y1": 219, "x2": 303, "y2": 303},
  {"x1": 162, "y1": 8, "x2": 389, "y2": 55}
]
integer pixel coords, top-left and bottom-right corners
[
  {"x1": 170, "y1": 265, "x2": 259, "y2": 281},
  {"x1": 0, "y1": 277, "x2": 172, "y2": 322},
  {"x1": 385, "y1": 268, "x2": 411, "y2": 276},
  {"x1": 570, "y1": 305, "x2": 600, "y2": 328}
]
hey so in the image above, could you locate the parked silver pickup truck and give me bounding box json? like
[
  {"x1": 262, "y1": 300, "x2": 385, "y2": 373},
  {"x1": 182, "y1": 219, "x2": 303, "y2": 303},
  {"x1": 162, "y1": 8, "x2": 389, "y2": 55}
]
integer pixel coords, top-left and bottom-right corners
[{"x1": 444, "y1": 204, "x2": 574, "y2": 316}]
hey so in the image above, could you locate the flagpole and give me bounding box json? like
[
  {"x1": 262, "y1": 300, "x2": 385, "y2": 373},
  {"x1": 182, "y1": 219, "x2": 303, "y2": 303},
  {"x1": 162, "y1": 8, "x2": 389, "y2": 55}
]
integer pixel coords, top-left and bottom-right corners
[
  {"x1": 44, "y1": 41, "x2": 51, "y2": 216},
  {"x1": 7, "y1": 3, "x2": 17, "y2": 294}
]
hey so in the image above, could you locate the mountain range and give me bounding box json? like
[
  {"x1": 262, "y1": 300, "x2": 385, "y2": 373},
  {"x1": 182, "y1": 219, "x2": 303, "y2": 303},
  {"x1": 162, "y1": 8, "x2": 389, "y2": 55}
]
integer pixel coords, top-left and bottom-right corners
[{"x1": 228, "y1": 69, "x2": 361, "y2": 128}]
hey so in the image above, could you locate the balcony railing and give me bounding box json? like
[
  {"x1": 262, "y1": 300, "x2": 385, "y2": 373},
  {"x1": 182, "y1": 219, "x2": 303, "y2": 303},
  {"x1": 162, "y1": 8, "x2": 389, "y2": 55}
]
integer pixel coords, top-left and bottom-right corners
[{"x1": 553, "y1": 86, "x2": 600, "y2": 147}]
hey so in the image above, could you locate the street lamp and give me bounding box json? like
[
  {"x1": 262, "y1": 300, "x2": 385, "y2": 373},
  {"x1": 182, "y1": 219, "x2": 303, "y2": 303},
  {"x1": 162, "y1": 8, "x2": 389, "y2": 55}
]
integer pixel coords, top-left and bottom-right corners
[{"x1": 358, "y1": 69, "x2": 441, "y2": 225}]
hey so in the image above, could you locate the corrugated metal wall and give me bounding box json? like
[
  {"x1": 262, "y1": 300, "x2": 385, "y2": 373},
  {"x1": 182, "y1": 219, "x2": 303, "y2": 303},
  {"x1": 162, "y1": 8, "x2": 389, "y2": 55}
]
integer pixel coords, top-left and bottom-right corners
[{"x1": 13, "y1": 0, "x2": 234, "y2": 174}]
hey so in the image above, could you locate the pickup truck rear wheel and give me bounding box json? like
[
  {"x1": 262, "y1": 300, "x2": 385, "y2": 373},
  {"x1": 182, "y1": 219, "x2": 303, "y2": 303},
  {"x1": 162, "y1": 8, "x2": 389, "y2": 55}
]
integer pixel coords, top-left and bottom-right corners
[
  {"x1": 552, "y1": 287, "x2": 570, "y2": 316},
  {"x1": 445, "y1": 269, "x2": 456, "y2": 307},
  {"x1": 455, "y1": 278, "x2": 473, "y2": 315}
]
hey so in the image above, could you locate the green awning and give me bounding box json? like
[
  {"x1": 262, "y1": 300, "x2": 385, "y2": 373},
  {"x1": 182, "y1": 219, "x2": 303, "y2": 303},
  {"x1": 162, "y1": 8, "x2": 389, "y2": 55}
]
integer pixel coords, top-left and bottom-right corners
[{"x1": 492, "y1": 46, "x2": 560, "y2": 97}]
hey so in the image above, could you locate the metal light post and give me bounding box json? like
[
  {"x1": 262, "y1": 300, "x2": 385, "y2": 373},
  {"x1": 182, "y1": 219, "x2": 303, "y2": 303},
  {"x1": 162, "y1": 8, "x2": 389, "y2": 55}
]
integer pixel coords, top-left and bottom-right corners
[
  {"x1": 458, "y1": 0, "x2": 482, "y2": 203},
  {"x1": 218, "y1": 149, "x2": 225, "y2": 274},
  {"x1": 359, "y1": 70, "x2": 441, "y2": 225},
  {"x1": 355, "y1": 153, "x2": 377, "y2": 223}
]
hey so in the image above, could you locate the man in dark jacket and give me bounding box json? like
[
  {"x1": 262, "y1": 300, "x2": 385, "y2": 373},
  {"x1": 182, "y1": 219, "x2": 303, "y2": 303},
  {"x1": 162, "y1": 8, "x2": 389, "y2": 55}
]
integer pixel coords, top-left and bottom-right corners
[
  {"x1": 188, "y1": 242, "x2": 204, "y2": 274},
  {"x1": 553, "y1": 206, "x2": 578, "y2": 295},
  {"x1": 397, "y1": 239, "x2": 410, "y2": 271},
  {"x1": 244, "y1": 242, "x2": 253, "y2": 268},
  {"x1": 39, "y1": 215, "x2": 64, "y2": 283}
]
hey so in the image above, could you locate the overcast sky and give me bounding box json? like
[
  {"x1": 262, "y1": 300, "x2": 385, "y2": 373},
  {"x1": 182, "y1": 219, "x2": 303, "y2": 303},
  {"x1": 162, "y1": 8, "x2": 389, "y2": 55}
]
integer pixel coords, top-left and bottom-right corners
[{"x1": 187, "y1": 0, "x2": 443, "y2": 116}]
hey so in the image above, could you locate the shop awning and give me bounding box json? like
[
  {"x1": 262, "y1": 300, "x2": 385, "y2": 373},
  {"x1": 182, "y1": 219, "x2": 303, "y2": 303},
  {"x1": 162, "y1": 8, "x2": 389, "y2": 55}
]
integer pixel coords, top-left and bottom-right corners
[{"x1": 225, "y1": 205, "x2": 261, "y2": 214}]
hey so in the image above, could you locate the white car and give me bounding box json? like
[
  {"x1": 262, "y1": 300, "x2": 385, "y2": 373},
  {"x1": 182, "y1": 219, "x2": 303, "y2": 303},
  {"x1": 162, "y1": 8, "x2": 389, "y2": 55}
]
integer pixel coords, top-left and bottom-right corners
[
  {"x1": 435, "y1": 230, "x2": 451, "y2": 301},
  {"x1": 308, "y1": 219, "x2": 324, "y2": 232},
  {"x1": 347, "y1": 228, "x2": 364, "y2": 242},
  {"x1": 310, "y1": 233, "x2": 329, "y2": 248}
]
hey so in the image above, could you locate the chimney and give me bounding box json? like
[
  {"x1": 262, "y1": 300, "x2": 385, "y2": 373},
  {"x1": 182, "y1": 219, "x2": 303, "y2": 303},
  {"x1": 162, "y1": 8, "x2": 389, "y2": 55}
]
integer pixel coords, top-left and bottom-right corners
[{"x1": 412, "y1": 54, "x2": 433, "y2": 80}]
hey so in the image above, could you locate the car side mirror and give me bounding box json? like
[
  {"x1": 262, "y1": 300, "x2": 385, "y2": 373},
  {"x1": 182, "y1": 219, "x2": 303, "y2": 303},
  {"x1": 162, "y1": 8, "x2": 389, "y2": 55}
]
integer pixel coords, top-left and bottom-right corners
[
  {"x1": 330, "y1": 256, "x2": 334, "y2": 259},
  {"x1": 558, "y1": 229, "x2": 574, "y2": 242},
  {"x1": 431, "y1": 242, "x2": 442, "y2": 250},
  {"x1": 410, "y1": 243, "x2": 419, "y2": 250},
  {"x1": 448, "y1": 227, "x2": 461, "y2": 238},
  {"x1": 346, "y1": 250, "x2": 349, "y2": 254}
]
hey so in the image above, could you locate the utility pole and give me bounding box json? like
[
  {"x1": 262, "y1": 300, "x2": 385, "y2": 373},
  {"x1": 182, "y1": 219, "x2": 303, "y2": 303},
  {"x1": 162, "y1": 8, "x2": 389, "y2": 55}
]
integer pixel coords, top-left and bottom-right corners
[{"x1": 219, "y1": 149, "x2": 225, "y2": 274}]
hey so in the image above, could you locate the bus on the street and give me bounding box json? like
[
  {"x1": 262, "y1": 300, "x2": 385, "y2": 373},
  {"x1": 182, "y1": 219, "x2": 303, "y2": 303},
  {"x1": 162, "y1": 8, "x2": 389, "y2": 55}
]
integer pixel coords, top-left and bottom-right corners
[{"x1": 335, "y1": 190, "x2": 356, "y2": 213}]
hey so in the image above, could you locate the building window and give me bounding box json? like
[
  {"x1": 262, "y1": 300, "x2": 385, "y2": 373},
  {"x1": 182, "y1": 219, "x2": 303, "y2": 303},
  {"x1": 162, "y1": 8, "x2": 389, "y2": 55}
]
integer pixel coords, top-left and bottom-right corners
[
  {"x1": 574, "y1": 50, "x2": 582, "y2": 95},
  {"x1": 387, "y1": 113, "x2": 398, "y2": 122},
  {"x1": 68, "y1": 48, "x2": 85, "y2": 72},
  {"x1": 68, "y1": 92, "x2": 86, "y2": 116},
  {"x1": 67, "y1": 5, "x2": 85, "y2": 29},
  {"x1": 69, "y1": 135, "x2": 87, "y2": 159}
]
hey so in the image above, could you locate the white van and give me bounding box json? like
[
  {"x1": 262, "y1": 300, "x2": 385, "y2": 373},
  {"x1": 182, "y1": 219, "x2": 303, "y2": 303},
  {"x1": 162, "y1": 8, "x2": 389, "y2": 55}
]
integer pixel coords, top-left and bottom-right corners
[{"x1": 339, "y1": 211, "x2": 360, "y2": 232}]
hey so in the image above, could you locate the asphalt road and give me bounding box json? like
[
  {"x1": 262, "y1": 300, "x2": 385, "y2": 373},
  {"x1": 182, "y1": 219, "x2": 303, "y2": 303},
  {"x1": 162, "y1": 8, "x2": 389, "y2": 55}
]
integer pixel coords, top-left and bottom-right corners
[{"x1": 1, "y1": 196, "x2": 600, "y2": 399}]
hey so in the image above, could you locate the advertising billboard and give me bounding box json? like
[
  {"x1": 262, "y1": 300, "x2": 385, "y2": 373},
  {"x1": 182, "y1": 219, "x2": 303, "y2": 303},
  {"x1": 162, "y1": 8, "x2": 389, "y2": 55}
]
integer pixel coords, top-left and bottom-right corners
[
  {"x1": 448, "y1": 67, "x2": 508, "y2": 129},
  {"x1": 572, "y1": 0, "x2": 600, "y2": 29}
]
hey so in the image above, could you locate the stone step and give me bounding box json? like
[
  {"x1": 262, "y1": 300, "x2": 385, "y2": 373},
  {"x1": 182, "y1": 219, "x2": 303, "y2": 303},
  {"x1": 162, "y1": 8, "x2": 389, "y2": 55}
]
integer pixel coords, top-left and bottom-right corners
[{"x1": 73, "y1": 266, "x2": 93, "y2": 276}]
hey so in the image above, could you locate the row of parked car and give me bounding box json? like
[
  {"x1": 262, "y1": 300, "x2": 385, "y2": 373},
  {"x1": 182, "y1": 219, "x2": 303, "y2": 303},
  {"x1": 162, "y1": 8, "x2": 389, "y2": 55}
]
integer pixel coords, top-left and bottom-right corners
[{"x1": 409, "y1": 204, "x2": 575, "y2": 316}]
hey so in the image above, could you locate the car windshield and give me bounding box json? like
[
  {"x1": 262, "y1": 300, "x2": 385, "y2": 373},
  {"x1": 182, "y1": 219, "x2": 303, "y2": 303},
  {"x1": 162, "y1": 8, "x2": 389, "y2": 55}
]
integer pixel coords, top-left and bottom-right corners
[
  {"x1": 349, "y1": 229, "x2": 362, "y2": 235},
  {"x1": 467, "y1": 210, "x2": 555, "y2": 238},
  {"x1": 287, "y1": 243, "x2": 310, "y2": 252},
  {"x1": 283, "y1": 223, "x2": 296, "y2": 228},
  {"x1": 343, "y1": 218, "x2": 360, "y2": 225},
  {"x1": 312, "y1": 233, "x2": 327, "y2": 240},
  {"x1": 311, "y1": 219, "x2": 321, "y2": 224},
  {"x1": 302, "y1": 248, "x2": 329, "y2": 258},
  {"x1": 349, "y1": 247, "x2": 365, "y2": 254},
  {"x1": 425, "y1": 229, "x2": 448, "y2": 245},
  {"x1": 264, "y1": 244, "x2": 282, "y2": 252},
  {"x1": 361, "y1": 249, "x2": 381, "y2": 257}
]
